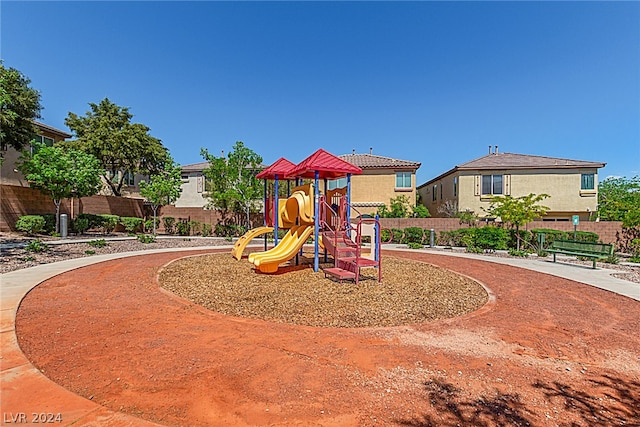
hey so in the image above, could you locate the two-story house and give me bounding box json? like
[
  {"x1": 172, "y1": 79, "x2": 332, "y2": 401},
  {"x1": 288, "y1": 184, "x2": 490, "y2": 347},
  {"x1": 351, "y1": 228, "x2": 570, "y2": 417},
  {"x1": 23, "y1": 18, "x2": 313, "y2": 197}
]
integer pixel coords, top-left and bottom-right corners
[
  {"x1": 418, "y1": 147, "x2": 605, "y2": 221},
  {"x1": 335, "y1": 149, "x2": 422, "y2": 216}
]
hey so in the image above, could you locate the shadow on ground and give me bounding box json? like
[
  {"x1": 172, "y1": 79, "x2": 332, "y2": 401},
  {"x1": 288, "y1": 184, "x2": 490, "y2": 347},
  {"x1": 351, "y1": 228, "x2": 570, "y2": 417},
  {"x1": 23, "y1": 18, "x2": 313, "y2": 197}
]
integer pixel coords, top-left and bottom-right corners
[{"x1": 396, "y1": 374, "x2": 640, "y2": 427}]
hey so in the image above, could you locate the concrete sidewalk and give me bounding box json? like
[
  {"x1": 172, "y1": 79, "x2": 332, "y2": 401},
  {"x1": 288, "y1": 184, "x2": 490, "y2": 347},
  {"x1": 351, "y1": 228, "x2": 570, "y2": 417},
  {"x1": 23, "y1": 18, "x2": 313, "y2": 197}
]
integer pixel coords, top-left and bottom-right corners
[{"x1": 385, "y1": 245, "x2": 639, "y2": 301}]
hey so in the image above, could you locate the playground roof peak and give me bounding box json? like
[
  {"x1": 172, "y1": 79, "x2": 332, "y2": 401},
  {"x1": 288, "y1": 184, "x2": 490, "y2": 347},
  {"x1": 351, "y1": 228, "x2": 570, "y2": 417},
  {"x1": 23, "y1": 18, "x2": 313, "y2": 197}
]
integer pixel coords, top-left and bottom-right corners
[
  {"x1": 256, "y1": 157, "x2": 297, "y2": 180},
  {"x1": 287, "y1": 149, "x2": 362, "y2": 179}
]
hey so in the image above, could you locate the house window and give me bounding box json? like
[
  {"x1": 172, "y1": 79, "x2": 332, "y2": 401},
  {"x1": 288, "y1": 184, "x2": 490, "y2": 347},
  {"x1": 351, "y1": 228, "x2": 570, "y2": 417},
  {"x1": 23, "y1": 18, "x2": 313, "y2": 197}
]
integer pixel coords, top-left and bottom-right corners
[
  {"x1": 581, "y1": 173, "x2": 595, "y2": 190},
  {"x1": 395, "y1": 172, "x2": 411, "y2": 189},
  {"x1": 30, "y1": 135, "x2": 55, "y2": 154},
  {"x1": 453, "y1": 177, "x2": 458, "y2": 197},
  {"x1": 123, "y1": 171, "x2": 135, "y2": 186},
  {"x1": 327, "y1": 177, "x2": 347, "y2": 190},
  {"x1": 481, "y1": 174, "x2": 503, "y2": 195},
  {"x1": 432, "y1": 185, "x2": 437, "y2": 201}
]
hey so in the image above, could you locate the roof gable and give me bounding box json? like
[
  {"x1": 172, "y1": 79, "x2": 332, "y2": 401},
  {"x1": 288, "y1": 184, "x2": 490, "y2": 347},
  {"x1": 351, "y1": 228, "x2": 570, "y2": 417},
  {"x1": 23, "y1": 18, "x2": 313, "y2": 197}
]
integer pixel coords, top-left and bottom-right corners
[
  {"x1": 287, "y1": 149, "x2": 362, "y2": 179},
  {"x1": 459, "y1": 152, "x2": 605, "y2": 170},
  {"x1": 256, "y1": 157, "x2": 296, "y2": 179}
]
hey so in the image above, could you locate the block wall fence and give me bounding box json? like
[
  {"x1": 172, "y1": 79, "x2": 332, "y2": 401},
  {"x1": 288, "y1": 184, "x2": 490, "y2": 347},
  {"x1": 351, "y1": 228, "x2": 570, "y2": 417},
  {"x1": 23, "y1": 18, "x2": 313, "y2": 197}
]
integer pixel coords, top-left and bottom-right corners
[{"x1": 1, "y1": 185, "x2": 624, "y2": 246}]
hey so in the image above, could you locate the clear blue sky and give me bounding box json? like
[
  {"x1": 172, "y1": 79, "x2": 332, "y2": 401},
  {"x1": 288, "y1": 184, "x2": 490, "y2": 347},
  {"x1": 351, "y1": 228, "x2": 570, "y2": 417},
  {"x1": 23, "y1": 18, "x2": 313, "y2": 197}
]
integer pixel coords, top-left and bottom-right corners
[{"x1": 3, "y1": 1, "x2": 639, "y2": 185}]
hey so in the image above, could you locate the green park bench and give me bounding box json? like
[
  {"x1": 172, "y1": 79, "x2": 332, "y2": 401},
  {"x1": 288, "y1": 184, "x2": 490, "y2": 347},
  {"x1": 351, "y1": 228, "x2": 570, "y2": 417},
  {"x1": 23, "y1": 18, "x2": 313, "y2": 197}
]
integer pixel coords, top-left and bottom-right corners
[{"x1": 547, "y1": 240, "x2": 614, "y2": 269}]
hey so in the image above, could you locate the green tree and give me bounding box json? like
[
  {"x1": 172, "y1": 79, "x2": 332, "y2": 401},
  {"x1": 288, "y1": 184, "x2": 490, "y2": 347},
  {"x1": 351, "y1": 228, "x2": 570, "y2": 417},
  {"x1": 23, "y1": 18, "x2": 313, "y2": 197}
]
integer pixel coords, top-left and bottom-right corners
[
  {"x1": 200, "y1": 141, "x2": 263, "y2": 228},
  {"x1": 598, "y1": 176, "x2": 640, "y2": 228},
  {"x1": 63, "y1": 98, "x2": 168, "y2": 196},
  {"x1": 17, "y1": 142, "x2": 104, "y2": 233},
  {"x1": 0, "y1": 63, "x2": 42, "y2": 152},
  {"x1": 377, "y1": 195, "x2": 413, "y2": 218},
  {"x1": 139, "y1": 158, "x2": 183, "y2": 235},
  {"x1": 484, "y1": 193, "x2": 549, "y2": 250}
]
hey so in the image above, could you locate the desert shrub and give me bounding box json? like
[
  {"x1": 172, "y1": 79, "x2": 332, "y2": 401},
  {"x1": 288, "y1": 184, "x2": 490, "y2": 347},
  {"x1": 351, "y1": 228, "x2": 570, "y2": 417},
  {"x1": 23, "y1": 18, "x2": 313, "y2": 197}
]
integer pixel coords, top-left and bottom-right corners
[
  {"x1": 144, "y1": 218, "x2": 160, "y2": 233},
  {"x1": 602, "y1": 253, "x2": 619, "y2": 264},
  {"x1": 508, "y1": 249, "x2": 529, "y2": 257},
  {"x1": 15, "y1": 215, "x2": 45, "y2": 235},
  {"x1": 42, "y1": 214, "x2": 56, "y2": 235},
  {"x1": 99, "y1": 214, "x2": 120, "y2": 233},
  {"x1": 77, "y1": 213, "x2": 104, "y2": 231},
  {"x1": 407, "y1": 242, "x2": 423, "y2": 249},
  {"x1": 574, "y1": 231, "x2": 599, "y2": 242},
  {"x1": 137, "y1": 234, "x2": 156, "y2": 244},
  {"x1": 188, "y1": 220, "x2": 202, "y2": 236},
  {"x1": 163, "y1": 217, "x2": 176, "y2": 234},
  {"x1": 215, "y1": 224, "x2": 246, "y2": 237},
  {"x1": 120, "y1": 217, "x2": 143, "y2": 233},
  {"x1": 439, "y1": 228, "x2": 475, "y2": 247},
  {"x1": 403, "y1": 227, "x2": 424, "y2": 244},
  {"x1": 87, "y1": 239, "x2": 108, "y2": 248},
  {"x1": 474, "y1": 227, "x2": 509, "y2": 251},
  {"x1": 390, "y1": 228, "x2": 404, "y2": 244},
  {"x1": 25, "y1": 239, "x2": 48, "y2": 253},
  {"x1": 176, "y1": 220, "x2": 191, "y2": 236},
  {"x1": 380, "y1": 228, "x2": 392, "y2": 243},
  {"x1": 85, "y1": 250, "x2": 96, "y2": 255},
  {"x1": 72, "y1": 217, "x2": 90, "y2": 234},
  {"x1": 201, "y1": 223, "x2": 212, "y2": 237}
]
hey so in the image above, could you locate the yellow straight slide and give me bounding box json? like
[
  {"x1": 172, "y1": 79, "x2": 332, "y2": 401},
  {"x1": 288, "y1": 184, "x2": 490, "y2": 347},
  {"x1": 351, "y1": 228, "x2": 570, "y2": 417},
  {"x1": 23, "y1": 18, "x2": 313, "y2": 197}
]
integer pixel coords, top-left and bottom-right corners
[
  {"x1": 252, "y1": 225, "x2": 314, "y2": 273},
  {"x1": 231, "y1": 226, "x2": 274, "y2": 260}
]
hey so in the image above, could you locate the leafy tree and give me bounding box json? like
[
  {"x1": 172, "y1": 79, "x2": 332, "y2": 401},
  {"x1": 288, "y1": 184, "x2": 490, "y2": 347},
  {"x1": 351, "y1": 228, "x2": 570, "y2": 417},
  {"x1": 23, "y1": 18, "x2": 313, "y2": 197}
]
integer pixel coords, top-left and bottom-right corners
[
  {"x1": 377, "y1": 195, "x2": 414, "y2": 218},
  {"x1": 17, "y1": 142, "x2": 104, "y2": 233},
  {"x1": 0, "y1": 63, "x2": 42, "y2": 152},
  {"x1": 598, "y1": 176, "x2": 640, "y2": 228},
  {"x1": 63, "y1": 98, "x2": 168, "y2": 196},
  {"x1": 139, "y1": 158, "x2": 183, "y2": 234},
  {"x1": 201, "y1": 141, "x2": 263, "y2": 228},
  {"x1": 484, "y1": 193, "x2": 549, "y2": 250}
]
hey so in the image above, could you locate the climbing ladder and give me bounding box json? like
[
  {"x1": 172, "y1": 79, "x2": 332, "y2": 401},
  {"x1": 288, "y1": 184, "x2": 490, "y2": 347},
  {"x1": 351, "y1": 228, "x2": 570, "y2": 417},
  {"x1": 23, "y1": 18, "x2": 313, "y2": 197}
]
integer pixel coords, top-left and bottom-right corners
[{"x1": 319, "y1": 196, "x2": 381, "y2": 285}]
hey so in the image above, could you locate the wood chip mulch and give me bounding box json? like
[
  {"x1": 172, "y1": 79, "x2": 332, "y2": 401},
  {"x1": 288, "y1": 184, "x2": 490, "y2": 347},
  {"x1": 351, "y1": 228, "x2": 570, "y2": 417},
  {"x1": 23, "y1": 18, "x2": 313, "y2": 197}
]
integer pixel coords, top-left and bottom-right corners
[{"x1": 158, "y1": 252, "x2": 488, "y2": 328}]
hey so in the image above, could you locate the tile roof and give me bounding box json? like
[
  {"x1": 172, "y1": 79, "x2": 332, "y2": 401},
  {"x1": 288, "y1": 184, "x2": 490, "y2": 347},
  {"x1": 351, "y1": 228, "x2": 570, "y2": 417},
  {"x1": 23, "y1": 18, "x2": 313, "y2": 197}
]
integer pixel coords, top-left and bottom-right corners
[
  {"x1": 180, "y1": 162, "x2": 210, "y2": 173},
  {"x1": 338, "y1": 153, "x2": 421, "y2": 169},
  {"x1": 420, "y1": 152, "x2": 606, "y2": 187}
]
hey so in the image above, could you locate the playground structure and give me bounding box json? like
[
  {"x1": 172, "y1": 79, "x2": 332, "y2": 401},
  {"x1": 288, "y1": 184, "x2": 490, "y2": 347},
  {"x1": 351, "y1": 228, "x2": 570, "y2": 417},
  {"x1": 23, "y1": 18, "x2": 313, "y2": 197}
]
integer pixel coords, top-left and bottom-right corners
[{"x1": 233, "y1": 149, "x2": 382, "y2": 284}]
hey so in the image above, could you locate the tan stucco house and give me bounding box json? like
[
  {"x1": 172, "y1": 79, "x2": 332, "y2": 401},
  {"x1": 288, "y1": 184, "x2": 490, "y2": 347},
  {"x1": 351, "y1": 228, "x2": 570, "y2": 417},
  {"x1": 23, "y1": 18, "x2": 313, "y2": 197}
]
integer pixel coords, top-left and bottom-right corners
[
  {"x1": 334, "y1": 150, "x2": 422, "y2": 216},
  {"x1": 1, "y1": 121, "x2": 72, "y2": 187},
  {"x1": 417, "y1": 148, "x2": 605, "y2": 221}
]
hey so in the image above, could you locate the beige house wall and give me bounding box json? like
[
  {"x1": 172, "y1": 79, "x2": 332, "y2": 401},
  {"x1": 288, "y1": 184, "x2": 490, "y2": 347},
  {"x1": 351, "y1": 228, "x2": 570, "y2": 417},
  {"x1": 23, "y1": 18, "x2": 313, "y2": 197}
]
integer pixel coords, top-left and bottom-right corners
[
  {"x1": 348, "y1": 170, "x2": 417, "y2": 216},
  {"x1": 175, "y1": 172, "x2": 208, "y2": 208},
  {"x1": 422, "y1": 167, "x2": 601, "y2": 221}
]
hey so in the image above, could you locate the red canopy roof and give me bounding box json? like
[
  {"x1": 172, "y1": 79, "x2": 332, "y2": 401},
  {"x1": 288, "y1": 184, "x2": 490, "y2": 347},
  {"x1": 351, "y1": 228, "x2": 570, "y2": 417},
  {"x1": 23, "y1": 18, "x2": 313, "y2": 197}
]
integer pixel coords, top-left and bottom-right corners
[
  {"x1": 256, "y1": 157, "x2": 297, "y2": 180},
  {"x1": 287, "y1": 149, "x2": 362, "y2": 179}
]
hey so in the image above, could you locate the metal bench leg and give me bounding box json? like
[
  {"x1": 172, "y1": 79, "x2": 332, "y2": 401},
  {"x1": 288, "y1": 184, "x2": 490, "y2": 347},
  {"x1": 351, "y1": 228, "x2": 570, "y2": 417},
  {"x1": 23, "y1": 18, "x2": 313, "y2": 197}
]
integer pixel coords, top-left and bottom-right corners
[{"x1": 553, "y1": 253, "x2": 556, "y2": 263}]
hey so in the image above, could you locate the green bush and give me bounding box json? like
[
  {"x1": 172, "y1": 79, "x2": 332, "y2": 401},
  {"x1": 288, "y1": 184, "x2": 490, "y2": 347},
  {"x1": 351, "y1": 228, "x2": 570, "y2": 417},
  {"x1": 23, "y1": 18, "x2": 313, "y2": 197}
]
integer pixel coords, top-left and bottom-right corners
[
  {"x1": 602, "y1": 254, "x2": 619, "y2": 264},
  {"x1": 176, "y1": 220, "x2": 190, "y2": 236},
  {"x1": 407, "y1": 242, "x2": 423, "y2": 249},
  {"x1": 77, "y1": 213, "x2": 104, "y2": 231},
  {"x1": 380, "y1": 228, "x2": 392, "y2": 243},
  {"x1": 403, "y1": 227, "x2": 424, "y2": 244},
  {"x1": 390, "y1": 228, "x2": 404, "y2": 244},
  {"x1": 42, "y1": 214, "x2": 56, "y2": 235},
  {"x1": 201, "y1": 223, "x2": 212, "y2": 237},
  {"x1": 87, "y1": 239, "x2": 108, "y2": 248},
  {"x1": 99, "y1": 214, "x2": 120, "y2": 233},
  {"x1": 144, "y1": 218, "x2": 160, "y2": 233},
  {"x1": 214, "y1": 223, "x2": 246, "y2": 238},
  {"x1": 25, "y1": 239, "x2": 48, "y2": 253},
  {"x1": 508, "y1": 249, "x2": 529, "y2": 257},
  {"x1": 574, "y1": 231, "x2": 599, "y2": 242},
  {"x1": 438, "y1": 228, "x2": 475, "y2": 247},
  {"x1": 163, "y1": 217, "x2": 176, "y2": 234},
  {"x1": 120, "y1": 217, "x2": 143, "y2": 233},
  {"x1": 137, "y1": 234, "x2": 156, "y2": 244},
  {"x1": 72, "y1": 217, "x2": 90, "y2": 234},
  {"x1": 85, "y1": 250, "x2": 96, "y2": 255},
  {"x1": 188, "y1": 220, "x2": 202, "y2": 236},
  {"x1": 15, "y1": 215, "x2": 46, "y2": 235},
  {"x1": 474, "y1": 227, "x2": 509, "y2": 251}
]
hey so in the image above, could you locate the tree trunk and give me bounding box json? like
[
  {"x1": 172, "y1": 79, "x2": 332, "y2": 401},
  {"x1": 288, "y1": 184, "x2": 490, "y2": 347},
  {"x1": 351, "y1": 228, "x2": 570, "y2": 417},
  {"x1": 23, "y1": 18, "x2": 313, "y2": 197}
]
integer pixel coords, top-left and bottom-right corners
[
  {"x1": 152, "y1": 205, "x2": 159, "y2": 235},
  {"x1": 54, "y1": 199, "x2": 61, "y2": 234}
]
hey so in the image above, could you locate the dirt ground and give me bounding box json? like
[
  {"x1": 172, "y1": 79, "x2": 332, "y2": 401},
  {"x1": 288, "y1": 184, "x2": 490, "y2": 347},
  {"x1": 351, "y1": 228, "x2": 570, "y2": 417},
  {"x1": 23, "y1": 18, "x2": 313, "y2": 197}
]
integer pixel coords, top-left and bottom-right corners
[{"x1": 14, "y1": 248, "x2": 640, "y2": 426}]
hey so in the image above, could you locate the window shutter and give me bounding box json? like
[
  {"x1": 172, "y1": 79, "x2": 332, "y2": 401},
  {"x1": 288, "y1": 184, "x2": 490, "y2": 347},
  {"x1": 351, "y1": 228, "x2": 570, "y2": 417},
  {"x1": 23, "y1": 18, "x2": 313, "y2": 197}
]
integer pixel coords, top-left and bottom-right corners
[
  {"x1": 474, "y1": 175, "x2": 480, "y2": 196},
  {"x1": 197, "y1": 176, "x2": 204, "y2": 193},
  {"x1": 504, "y1": 174, "x2": 511, "y2": 196}
]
